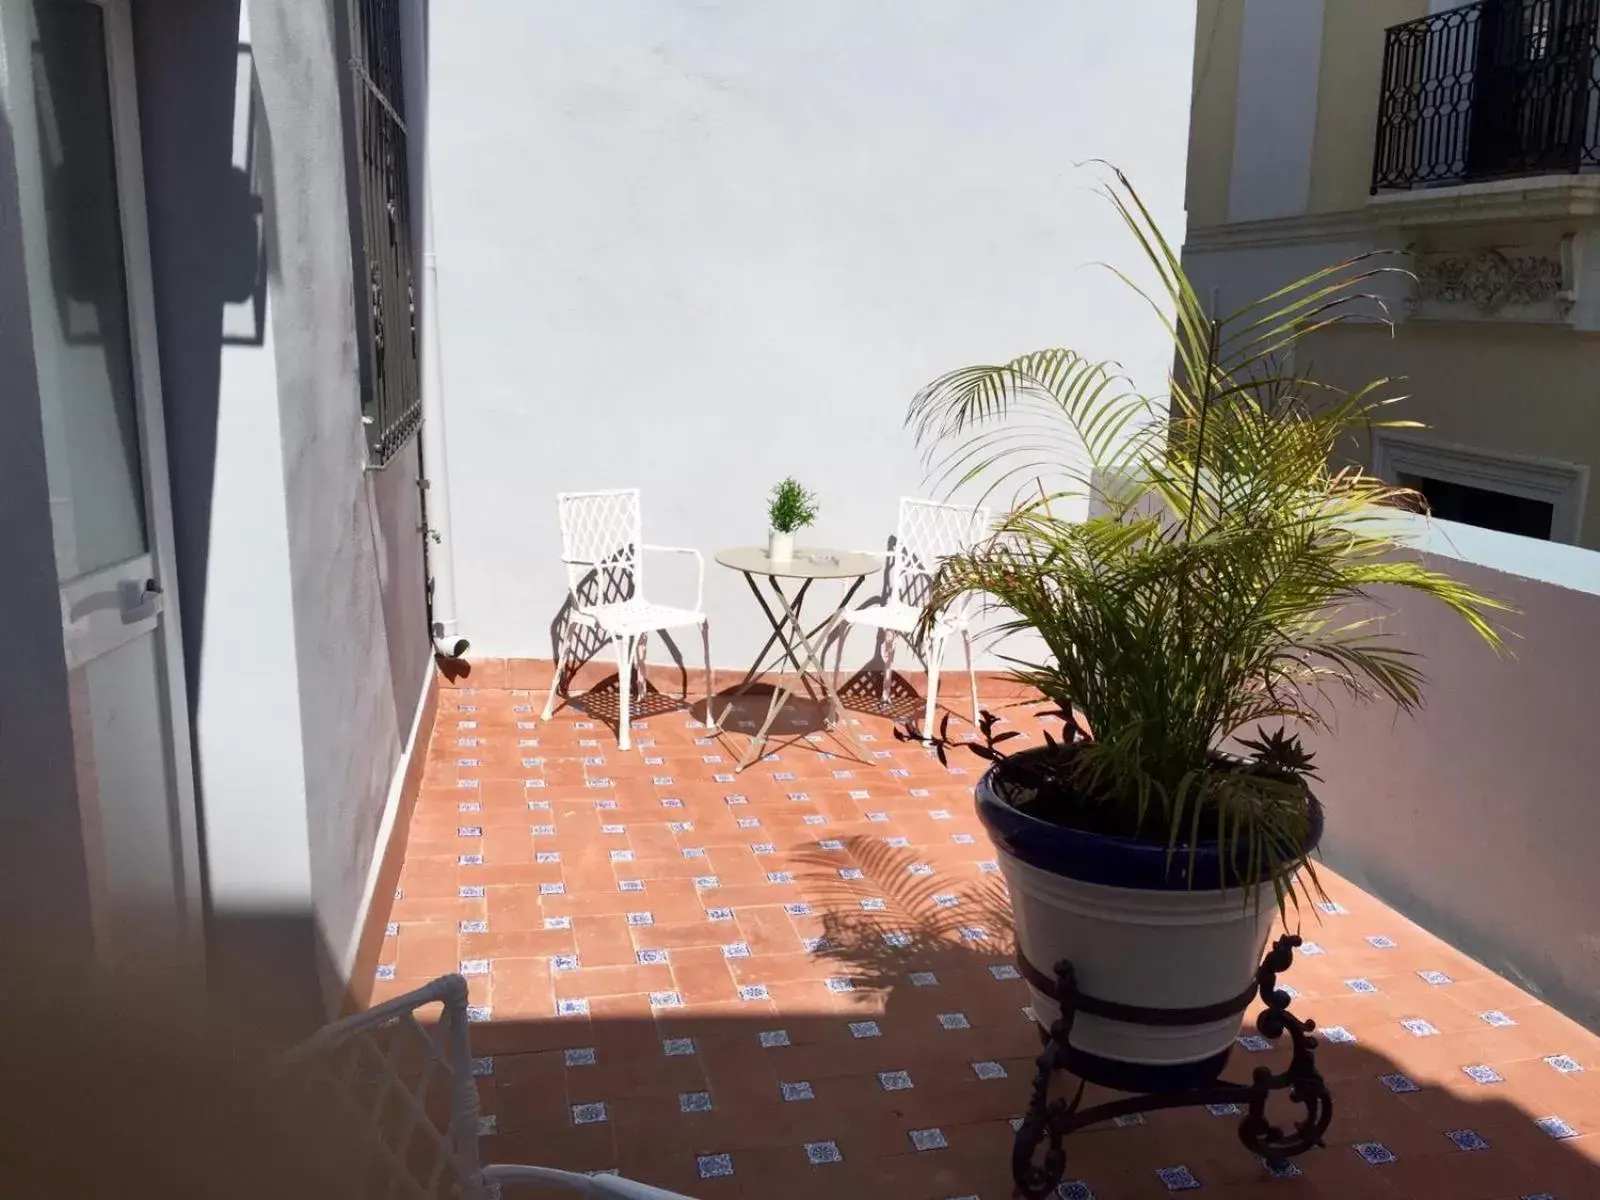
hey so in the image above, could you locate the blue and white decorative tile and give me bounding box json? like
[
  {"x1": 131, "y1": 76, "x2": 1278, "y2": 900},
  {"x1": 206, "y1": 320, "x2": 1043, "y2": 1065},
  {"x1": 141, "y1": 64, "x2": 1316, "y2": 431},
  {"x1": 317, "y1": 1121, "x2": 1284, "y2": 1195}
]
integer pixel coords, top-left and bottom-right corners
[
  {"x1": 885, "y1": 837, "x2": 911, "y2": 849},
  {"x1": 959, "y1": 926, "x2": 989, "y2": 943},
  {"x1": 979, "y1": 861, "x2": 1002, "y2": 874},
  {"x1": 784, "y1": 902, "x2": 812, "y2": 916},
  {"x1": 692, "y1": 876, "x2": 720, "y2": 890},
  {"x1": 707, "y1": 907, "x2": 735, "y2": 921},
  {"x1": 713, "y1": 773, "x2": 735, "y2": 784},
  {"x1": 695, "y1": 1154, "x2": 733, "y2": 1180},
  {"x1": 648, "y1": 991, "x2": 683, "y2": 1009},
  {"x1": 817, "y1": 838, "x2": 844, "y2": 851},
  {"x1": 833, "y1": 771, "x2": 854, "y2": 781},
  {"x1": 804, "y1": 1141, "x2": 843, "y2": 1165},
  {"x1": 725, "y1": 793, "x2": 750, "y2": 806},
  {"x1": 1237, "y1": 1034, "x2": 1273, "y2": 1052},
  {"x1": 624, "y1": 912, "x2": 654, "y2": 929},
  {"x1": 636, "y1": 948, "x2": 669, "y2": 966},
  {"x1": 772, "y1": 772, "x2": 795, "y2": 782},
  {"x1": 458, "y1": 854, "x2": 484, "y2": 866},
  {"x1": 838, "y1": 867, "x2": 864, "y2": 880},
  {"x1": 909, "y1": 1128, "x2": 948, "y2": 1151},
  {"x1": 780, "y1": 1080, "x2": 813, "y2": 1101},
  {"x1": 909, "y1": 863, "x2": 935, "y2": 876},
  {"x1": 759, "y1": 1030, "x2": 791, "y2": 1048},
  {"x1": 1262, "y1": 1158, "x2": 1300, "y2": 1179},
  {"x1": 539, "y1": 882, "x2": 565, "y2": 896},
  {"x1": 721, "y1": 942, "x2": 751, "y2": 959},
  {"x1": 466, "y1": 1006, "x2": 492, "y2": 1023},
  {"x1": 1155, "y1": 1165, "x2": 1200, "y2": 1191},
  {"x1": 909, "y1": 788, "x2": 931, "y2": 798},
  {"x1": 865, "y1": 812, "x2": 890, "y2": 823},
  {"x1": 878, "y1": 1070, "x2": 914, "y2": 1091},
  {"x1": 1544, "y1": 1054, "x2": 1583, "y2": 1074},
  {"x1": 681, "y1": 847, "x2": 707, "y2": 860},
  {"x1": 552, "y1": 954, "x2": 580, "y2": 972},
  {"x1": 1533, "y1": 1116, "x2": 1578, "y2": 1140},
  {"x1": 531, "y1": 824, "x2": 557, "y2": 836},
  {"x1": 1446, "y1": 1129, "x2": 1489, "y2": 1152},
  {"x1": 1345, "y1": 978, "x2": 1378, "y2": 994},
  {"x1": 459, "y1": 920, "x2": 489, "y2": 934},
  {"x1": 938, "y1": 1012, "x2": 972, "y2": 1030},
  {"x1": 384, "y1": 922, "x2": 400, "y2": 937},
  {"x1": 933, "y1": 893, "x2": 960, "y2": 908},
  {"x1": 989, "y1": 964, "x2": 1021, "y2": 981},
  {"x1": 609, "y1": 850, "x2": 634, "y2": 863},
  {"x1": 662, "y1": 1037, "x2": 696, "y2": 1057},
  {"x1": 556, "y1": 998, "x2": 589, "y2": 1017},
  {"x1": 929, "y1": 809, "x2": 954, "y2": 820},
  {"x1": 824, "y1": 977, "x2": 855, "y2": 994},
  {"x1": 859, "y1": 898, "x2": 886, "y2": 911},
  {"x1": 564, "y1": 1047, "x2": 596, "y2": 1067},
  {"x1": 660, "y1": 797, "x2": 683, "y2": 809},
  {"x1": 375, "y1": 964, "x2": 396, "y2": 981},
  {"x1": 1366, "y1": 934, "x2": 1398, "y2": 949},
  {"x1": 883, "y1": 932, "x2": 913, "y2": 949},
  {"x1": 739, "y1": 984, "x2": 769, "y2": 1001},
  {"x1": 458, "y1": 801, "x2": 481, "y2": 812},
  {"x1": 849, "y1": 1020, "x2": 882, "y2": 1039},
  {"x1": 767, "y1": 872, "x2": 794, "y2": 885},
  {"x1": 535, "y1": 852, "x2": 561, "y2": 864},
  {"x1": 1418, "y1": 970, "x2": 1452, "y2": 986},
  {"x1": 1206, "y1": 1102, "x2": 1242, "y2": 1116},
  {"x1": 476, "y1": 1114, "x2": 497, "y2": 1136},
  {"x1": 618, "y1": 879, "x2": 644, "y2": 893},
  {"x1": 1056, "y1": 1183, "x2": 1094, "y2": 1200},
  {"x1": 785, "y1": 792, "x2": 808, "y2": 802},
  {"x1": 1379, "y1": 1073, "x2": 1420, "y2": 1093},
  {"x1": 1400, "y1": 1018, "x2": 1439, "y2": 1037},
  {"x1": 909, "y1": 972, "x2": 939, "y2": 987},
  {"x1": 736, "y1": 817, "x2": 761, "y2": 830},
  {"x1": 802, "y1": 815, "x2": 827, "y2": 826},
  {"x1": 471, "y1": 1056, "x2": 495, "y2": 1077},
  {"x1": 952, "y1": 833, "x2": 976, "y2": 845},
  {"x1": 972, "y1": 1061, "x2": 1008, "y2": 1081},
  {"x1": 1112, "y1": 1112, "x2": 1146, "y2": 1127},
  {"x1": 750, "y1": 843, "x2": 776, "y2": 856},
  {"x1": 1463, "y1": 1064, "x2": 1504, "y2": 1085},
  {"x1": 678, "y1": 1091, "x2": 713, "y2": 1114},
  {"x1": 1479, "y1": 1010, "x2": 1518, "y2": 1027},
  {"x1": 1298, "y1": 940, "x2": 1324, "y2": 955},
  {"x1": 1353, "y1": 1141, "x2": 1396, "y2": 1165},
  {"x1": 1321, "y1": 1026, "x2": 1357, "y2": 1044}
]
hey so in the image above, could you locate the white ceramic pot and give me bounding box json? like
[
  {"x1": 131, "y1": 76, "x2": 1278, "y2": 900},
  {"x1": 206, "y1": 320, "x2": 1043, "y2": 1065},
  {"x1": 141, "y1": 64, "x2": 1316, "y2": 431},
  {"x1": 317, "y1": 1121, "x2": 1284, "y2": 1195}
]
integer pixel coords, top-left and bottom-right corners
[
  {"x1": 767, "y1": 529, "x2": 794, "y2": 563},
  {"x1": 977, "y1": 754, "x2": 1319, "y2": 1091}
]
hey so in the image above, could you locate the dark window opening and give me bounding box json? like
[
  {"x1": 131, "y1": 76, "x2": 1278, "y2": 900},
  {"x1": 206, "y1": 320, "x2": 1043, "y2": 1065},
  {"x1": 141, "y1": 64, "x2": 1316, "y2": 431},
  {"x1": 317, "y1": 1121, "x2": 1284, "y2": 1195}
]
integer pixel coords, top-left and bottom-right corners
[
  {"x1": 1398, "y1": 472, "x2": 1555, "y2": 539},
  {"x1": 339, "y1": 0, "x2": 419, "y2": 465}
]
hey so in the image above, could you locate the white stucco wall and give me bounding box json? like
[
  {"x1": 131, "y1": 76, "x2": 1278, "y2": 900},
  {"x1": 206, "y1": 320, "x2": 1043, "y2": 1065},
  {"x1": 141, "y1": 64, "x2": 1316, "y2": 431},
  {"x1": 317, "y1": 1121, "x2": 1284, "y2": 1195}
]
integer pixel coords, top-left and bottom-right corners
[
  {"x1": 427, "y1": 0, "x2": 1197, "y2": 667},
  {"x1": 1310, "y1": 521, "x2": 1600, "y2": 1031},
  {"x1": 1227, "y1": 0, "x2": 1324, "y2": 223}
]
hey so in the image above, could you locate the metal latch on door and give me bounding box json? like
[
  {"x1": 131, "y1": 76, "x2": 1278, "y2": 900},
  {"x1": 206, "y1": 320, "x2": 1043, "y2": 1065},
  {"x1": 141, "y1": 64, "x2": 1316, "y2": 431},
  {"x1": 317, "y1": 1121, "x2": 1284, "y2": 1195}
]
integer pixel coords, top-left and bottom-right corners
[{"x1": 118, "y1": 577, "x2": 163, "y2": 622}]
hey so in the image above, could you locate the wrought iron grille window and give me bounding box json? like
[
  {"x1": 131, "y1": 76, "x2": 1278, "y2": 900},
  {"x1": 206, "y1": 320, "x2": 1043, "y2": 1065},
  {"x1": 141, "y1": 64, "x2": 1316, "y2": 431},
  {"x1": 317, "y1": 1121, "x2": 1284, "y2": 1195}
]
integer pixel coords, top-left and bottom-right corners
[
  {"x1": 1371, "y1": 0, "x2": 1600, "y2": 193},
  {"x1": 341, "y1": 0, "x2": 420, "y2": 464}
]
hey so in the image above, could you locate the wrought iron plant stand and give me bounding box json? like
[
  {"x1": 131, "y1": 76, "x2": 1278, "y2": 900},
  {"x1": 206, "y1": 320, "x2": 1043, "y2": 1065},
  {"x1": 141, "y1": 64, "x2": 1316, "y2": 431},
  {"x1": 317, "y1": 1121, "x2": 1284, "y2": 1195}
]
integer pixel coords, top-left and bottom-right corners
[{"x1": 1012, "y1": 933, "x2": 1333, "y2": 1198}]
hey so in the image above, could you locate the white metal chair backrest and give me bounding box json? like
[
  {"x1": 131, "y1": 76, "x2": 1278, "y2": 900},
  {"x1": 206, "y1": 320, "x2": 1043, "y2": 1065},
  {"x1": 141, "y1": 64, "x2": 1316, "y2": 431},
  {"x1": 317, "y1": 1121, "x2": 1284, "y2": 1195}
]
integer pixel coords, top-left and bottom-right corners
[
  {"x1": 557, "y1": 488, "x2": 644, "y2": 610},
  {"x1": 890, "y1": 498, "x2": 990, "y2": 617},
  {"x1": 281, "y1": 974, "x2": 486, "y2": 1200}
]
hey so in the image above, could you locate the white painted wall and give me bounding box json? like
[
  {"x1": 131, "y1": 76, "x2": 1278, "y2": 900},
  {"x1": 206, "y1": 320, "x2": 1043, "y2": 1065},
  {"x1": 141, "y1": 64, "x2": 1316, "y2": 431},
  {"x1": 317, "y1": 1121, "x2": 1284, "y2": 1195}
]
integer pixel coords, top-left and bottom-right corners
[
  {"x1": 1227, "y1": 0, "x2": 1324, "y2": 223},
  {"x1": 1310, "y1": 520, "x2": 1600, "y2": 1031},
  {"x1": 427, "y1": 0, "x2": 1197, "y2": 667}
]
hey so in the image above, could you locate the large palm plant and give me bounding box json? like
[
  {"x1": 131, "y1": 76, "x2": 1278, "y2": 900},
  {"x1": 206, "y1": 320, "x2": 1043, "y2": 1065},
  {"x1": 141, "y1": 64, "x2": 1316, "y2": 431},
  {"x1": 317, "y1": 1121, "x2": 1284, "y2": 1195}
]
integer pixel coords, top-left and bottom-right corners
[{"x1": 907, "y1": 169, "x2": 1507, "y2": 908}]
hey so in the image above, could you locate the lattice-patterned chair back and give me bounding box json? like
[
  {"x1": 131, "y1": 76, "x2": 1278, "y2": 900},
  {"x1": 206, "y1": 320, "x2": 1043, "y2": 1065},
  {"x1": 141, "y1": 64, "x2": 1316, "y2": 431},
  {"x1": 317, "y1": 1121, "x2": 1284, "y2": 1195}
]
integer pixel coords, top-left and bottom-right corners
[
  {"x1": 557, "y1": 488, "x2": 644, "y2": 610},
  {"x1": 889, "y1": 498, "x2": 990, "y2": 619},
  {"x1": 282, "y1": 975, "x2": 485, "y2": 1200}
]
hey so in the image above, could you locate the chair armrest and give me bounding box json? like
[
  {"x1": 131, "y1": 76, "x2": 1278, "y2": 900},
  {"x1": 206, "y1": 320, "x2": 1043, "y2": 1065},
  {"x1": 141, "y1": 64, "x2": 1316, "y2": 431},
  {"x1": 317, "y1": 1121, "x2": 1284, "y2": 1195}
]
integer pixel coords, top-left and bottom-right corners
[
  {"x1": 641, "y1": 544, "x2": 706, "y2": 614},
  {"x1": 482, "y1": 1163, "x2": 701, "y2": 1198}
]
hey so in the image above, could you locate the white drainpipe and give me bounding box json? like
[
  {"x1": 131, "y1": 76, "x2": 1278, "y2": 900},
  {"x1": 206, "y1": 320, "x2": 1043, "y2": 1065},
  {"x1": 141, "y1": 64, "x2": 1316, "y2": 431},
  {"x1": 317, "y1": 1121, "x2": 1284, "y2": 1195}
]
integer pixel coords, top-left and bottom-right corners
[{"x1": 420, "y1": 175, "x2": 467, "y2": 659}]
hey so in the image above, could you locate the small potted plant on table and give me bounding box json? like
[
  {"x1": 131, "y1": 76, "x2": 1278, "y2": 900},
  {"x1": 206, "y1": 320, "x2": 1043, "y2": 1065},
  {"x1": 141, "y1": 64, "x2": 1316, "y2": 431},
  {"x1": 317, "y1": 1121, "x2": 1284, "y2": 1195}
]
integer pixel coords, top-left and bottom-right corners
[
  {"x1": 767, "y1": 477, "x2": 818, "y2": 564},
  {"x1": 902, "y1": 170, "x2": 1506, "y2": 1190}
]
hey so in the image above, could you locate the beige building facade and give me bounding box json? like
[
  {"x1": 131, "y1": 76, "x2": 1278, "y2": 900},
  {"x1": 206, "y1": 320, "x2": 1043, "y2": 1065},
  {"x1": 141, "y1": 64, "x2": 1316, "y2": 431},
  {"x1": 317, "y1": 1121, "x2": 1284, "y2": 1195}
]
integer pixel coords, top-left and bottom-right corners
[{"x1": 1183, "y1": 0, "x2": 1600, "y2": 548}]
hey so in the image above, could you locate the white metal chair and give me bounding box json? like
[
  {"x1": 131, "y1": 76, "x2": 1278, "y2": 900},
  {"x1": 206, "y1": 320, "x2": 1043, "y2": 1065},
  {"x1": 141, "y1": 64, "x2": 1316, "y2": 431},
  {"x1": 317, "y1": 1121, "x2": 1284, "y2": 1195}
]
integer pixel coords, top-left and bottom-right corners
[
  {"x1": 284, "y1": 973, "x2": 697, "y2": 1199},
  {"x1": 542, "y1": 488, "x2": 713, "y2": 751},
  {"x1": 835, "y1": 497, "x2": 990, "y2": 736}
]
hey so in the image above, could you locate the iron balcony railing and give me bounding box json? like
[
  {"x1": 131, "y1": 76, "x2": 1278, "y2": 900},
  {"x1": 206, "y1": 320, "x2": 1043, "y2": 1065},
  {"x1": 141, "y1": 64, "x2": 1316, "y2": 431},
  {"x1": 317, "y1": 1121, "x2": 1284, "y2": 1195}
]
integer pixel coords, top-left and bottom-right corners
[{"x1": 1371, "y1": 0, "x2": 1600, "y2": 192}]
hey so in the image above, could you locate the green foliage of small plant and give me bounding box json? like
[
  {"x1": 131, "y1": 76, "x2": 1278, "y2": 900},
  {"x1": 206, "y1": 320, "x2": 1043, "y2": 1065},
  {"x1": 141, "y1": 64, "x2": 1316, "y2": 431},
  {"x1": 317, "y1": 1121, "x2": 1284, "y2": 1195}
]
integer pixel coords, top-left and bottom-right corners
[
  {"x1": 903, "y1": 166, "x2": 1509, "y2": 913},
  {"x1": 767, "y1": 477, "x2": 819, "y2": 534}
]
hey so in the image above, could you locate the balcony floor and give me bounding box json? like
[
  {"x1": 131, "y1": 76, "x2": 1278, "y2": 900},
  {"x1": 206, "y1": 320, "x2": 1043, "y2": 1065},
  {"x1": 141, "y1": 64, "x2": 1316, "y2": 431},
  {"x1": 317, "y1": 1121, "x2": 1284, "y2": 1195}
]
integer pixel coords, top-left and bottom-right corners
[{"x1": 373, "y1": 671, "x2": 1600, "y2": 1199}]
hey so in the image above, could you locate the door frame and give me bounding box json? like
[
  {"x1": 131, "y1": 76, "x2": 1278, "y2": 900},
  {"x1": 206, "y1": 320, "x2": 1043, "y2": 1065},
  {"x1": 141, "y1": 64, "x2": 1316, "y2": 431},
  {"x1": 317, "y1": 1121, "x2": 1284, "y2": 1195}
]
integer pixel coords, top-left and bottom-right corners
[{"x1": 88, "y1": 0, "x2": 205, "y2": 957}]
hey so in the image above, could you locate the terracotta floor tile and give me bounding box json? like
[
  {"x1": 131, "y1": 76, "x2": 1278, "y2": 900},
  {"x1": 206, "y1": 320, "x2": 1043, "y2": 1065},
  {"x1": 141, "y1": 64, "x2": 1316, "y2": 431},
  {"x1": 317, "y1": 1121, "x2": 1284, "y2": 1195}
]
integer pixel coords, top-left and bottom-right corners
[{"x1": 364, "y1": 677, "x2": 1600, "y2": 1199}]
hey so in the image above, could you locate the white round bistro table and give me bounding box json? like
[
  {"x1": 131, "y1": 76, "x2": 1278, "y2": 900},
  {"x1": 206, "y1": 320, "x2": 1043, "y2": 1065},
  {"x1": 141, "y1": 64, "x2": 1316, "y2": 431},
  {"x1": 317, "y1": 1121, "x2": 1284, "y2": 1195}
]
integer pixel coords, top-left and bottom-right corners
[{"x1": 714, "y1": 546, "x2": 883, "y2": 772}]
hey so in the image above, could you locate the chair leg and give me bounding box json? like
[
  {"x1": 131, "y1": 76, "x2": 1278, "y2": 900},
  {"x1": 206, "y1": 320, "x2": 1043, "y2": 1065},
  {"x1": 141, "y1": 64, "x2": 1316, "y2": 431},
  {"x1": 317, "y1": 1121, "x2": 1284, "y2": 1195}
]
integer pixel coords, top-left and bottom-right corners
[
  {"x1": 881, "y1": 633, "x2": 896, "y2": 706},
  {"x1": 832, "y1": 624, "x2": 849, "y2": 701},
  {"x1": 962, "y1": 628, "x2": 980, "y2": 725},
  {"x1": 616, "y1": 634, "x2": 636, "y2": 751},
  {"x1": 701, "y1": 620, "x2": 717, "y2": 730},
  {"x1": 636, "y1": 633, "x2": 649, "y2": 694},
  {"x1": 923, "y1": 633, "x2": 945, "y2": 737},
  {"x1": 542, "y1": 622, "x2": 572, "y2": 721}
]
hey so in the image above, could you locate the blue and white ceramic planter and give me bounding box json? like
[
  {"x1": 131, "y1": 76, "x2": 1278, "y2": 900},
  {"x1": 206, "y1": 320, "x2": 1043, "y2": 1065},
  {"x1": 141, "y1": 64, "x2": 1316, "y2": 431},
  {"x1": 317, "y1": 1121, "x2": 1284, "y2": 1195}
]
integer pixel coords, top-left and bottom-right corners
[{"x1": 976, "y1": 750, "x2": 1323, "y2": 1092}]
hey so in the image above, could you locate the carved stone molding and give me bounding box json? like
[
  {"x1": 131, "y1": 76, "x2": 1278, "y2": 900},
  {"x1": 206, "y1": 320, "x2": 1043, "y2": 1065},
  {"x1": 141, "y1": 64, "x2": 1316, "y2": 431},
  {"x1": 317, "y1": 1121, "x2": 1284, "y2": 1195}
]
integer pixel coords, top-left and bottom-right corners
[{"x1": 1406, "y1": 237, "x2": 1579, "y2": 322}]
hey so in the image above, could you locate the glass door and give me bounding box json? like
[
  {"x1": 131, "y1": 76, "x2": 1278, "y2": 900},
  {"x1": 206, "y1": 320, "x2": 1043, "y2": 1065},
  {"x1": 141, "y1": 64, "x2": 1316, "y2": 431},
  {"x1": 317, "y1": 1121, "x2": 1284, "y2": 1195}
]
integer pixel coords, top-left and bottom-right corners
[{"x1": 0, "y1": 0, "x2": 201, "y2": 976}]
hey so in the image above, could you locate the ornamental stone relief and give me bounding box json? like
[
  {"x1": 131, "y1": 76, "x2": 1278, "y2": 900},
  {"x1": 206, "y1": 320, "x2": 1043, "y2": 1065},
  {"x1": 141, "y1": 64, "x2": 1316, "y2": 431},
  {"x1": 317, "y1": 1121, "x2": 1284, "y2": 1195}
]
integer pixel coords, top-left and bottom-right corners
[{"x1": 1407, "y1": 241, "x2": 1574, "y2": 320}]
